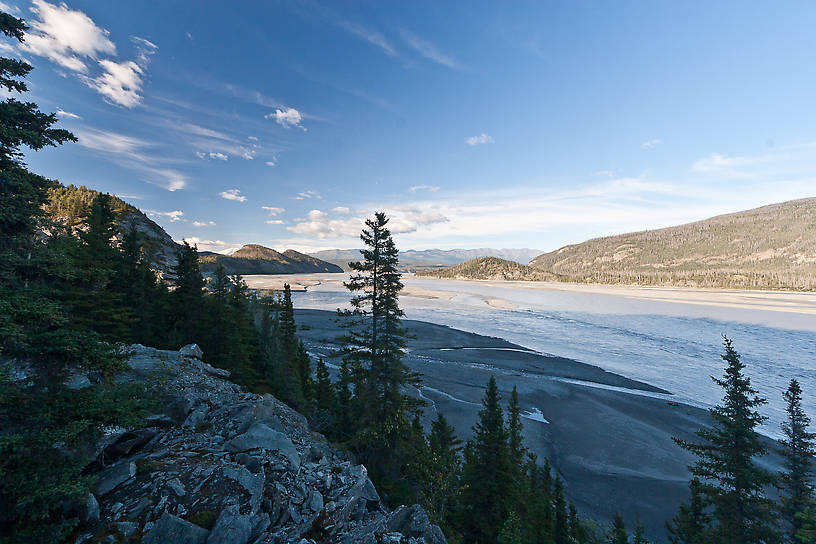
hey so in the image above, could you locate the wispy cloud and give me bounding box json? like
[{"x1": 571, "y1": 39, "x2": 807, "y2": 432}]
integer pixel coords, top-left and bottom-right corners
[
  {"x1": 400, "y1": 30, "x2": 465, "y2": 70},
  {"x1": 265, "y1": 219, "x2": 285, "y2": 225},
  {"x1": 74, "y1": 126, "x2": 188, "y2": 191},
  {"x1": 292, "y1": 190, "x2": 320, "y2": 200},
  {"x1": 261, "y1": 206, "x2": 285, "y2": 215},
  {"x1": 331, "y1": 206, "x2": 351, "y2": 214},
  {"x1": 287, "y1": 206, "x2": 448, "y2": 239},
  {"x1": 219, "y1": 189, "x2": 246, "y2": 202},
  {"x1": 192, "y1": 220, "x2": 215, "y2": 227},
  {"x1": 182, "y1": 237, "x2": 240, "y2": 254},
  {"x1": 641, "y1": 138, "x2": 662, "y2": 149},
  {"x1": 338, "y1": 20, "x2": 397, "y2": 57},
  {"x1": 56, "y1": 109, "x2": 81, "y2": 119},
  {"x1": 409, "y1": 185, "x2": 440, "y2": 192},
  {"x1": 466, "y1": 133, "x2": 493, "y2": 146}
]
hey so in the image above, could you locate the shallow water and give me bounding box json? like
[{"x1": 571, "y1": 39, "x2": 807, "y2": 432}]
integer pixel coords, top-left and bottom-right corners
[{"x1": 269, "y1": 274, "x2": 816, "y2": 438}]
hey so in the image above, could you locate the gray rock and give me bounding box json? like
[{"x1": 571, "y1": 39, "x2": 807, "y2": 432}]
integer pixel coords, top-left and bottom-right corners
[
  {"x1": 83, "y1": 493, "x2": 99, "y2": 523},
  {"x1": 115, "y1": 521, "x2": 139, "y2": 537},
  {"x1": 223, "y1": 466, "x2": 264, "y2": 511},
  {"x1": 308, "y1": 490, "x2": 323, "y2": 512},
  {"x1": 386, "y1": 505, "x2": 447, "y2": 544},
  {"x1": 206, "y1": 505, "x2": 253, "y2": 544},
  {"x1": 179, "y1": 344, "x2": 204, "y2": 359},
  {"x1": 235, "y1": 453, "x2": 262, "y2": 474},
  {"x1": 224, "y1": 423, "x2": 300, "y2": 469},
  {"x1": 141, "y1": 513, "x2": 209, "y2": 544},
  {"x1": 65, "y1": 370, "x2": 91, "y2": 390},
  {"x1": 168, "y1": 477, "x2": 187, "y2": 496},
  {"x1": 96, "y1": 461, "x2": 136, "y2": 496}
]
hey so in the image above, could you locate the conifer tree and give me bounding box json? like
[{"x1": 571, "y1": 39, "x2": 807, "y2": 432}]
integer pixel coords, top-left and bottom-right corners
[
  {"x1": 632, "y1": 516, "x2": 649, "y2": 544},
  {"x1": 795, "y1": 507, "x2": 816, "y2": 543},
  {"x1": 422, "y1": 412, "x2": 462, "y2": 530},
  {"x1": 667, "y1": 478, "x2": 710, "y2": 544},
  {"x1": 674, "y1": 337, "x2": 777, "y2": 544},
  {"x1": 553, "y1": 476, "x2": 570, "y2": 544},
  {"x1": 314, "y1": 358, "x2": 335, "y2": 412},
  {"x1": 339, "y1": 212, "x2": 422, "y2": 492},
  {"x1": 459, "y1": 375, "x2": 511, "y2": 543},
  {"x1": 170, "y1": 242, "x2": 204, "y2": 347},
  {"x1": 609, "y1": 513, "x2": 629, "y2": 544},
  {"x1": 498, "y1": 511, "x2": 524, "y2": 544},
  {"x1": 779, "y1": 378, "x2": 815, "y2": 542},
  {"x1": 570, "y1": 502, "x2": 586, "y2": 543}
]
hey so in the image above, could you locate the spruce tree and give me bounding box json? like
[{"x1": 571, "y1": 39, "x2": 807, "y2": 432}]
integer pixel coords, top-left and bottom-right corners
[
  {"x1": 553, "y1": 476, "x2": 570, "y2": 544},
  {"x1": 169, "y1": 242, "x2": 204, "y2": 347},
  {"x1": 675, "y1": 337, "x2": 777, "y2": 544},
  {"x1": 795, "y1": 507, "x2": 816, "y2": 543},
  {"x1": 314, "y1": 358, "x2": 336, "y2": 412},
  {"x1": 632, "y1": 516, "x2": 649, "y2": 544},
  {"x1": 422, "y1": 412, "x2": 462, "y2": 530},
  {"x1": 498, "y1": 511, "x2": 524, "y2": 544},
  {"x1": 779, "y1": 378, "x2": 815, "y2": 542},
  {"x1": 609, "y1": 513, "x2": 629, "y2": 544},
  {"x1": 667, "y1": 478, "x2": 711, "y2": 544},
  {"x1": 339, "y1": 212, "x2": 421, "y2": 492},
  {"x1": 459, "y1": 375, "x2": 511, "y2": 543}
]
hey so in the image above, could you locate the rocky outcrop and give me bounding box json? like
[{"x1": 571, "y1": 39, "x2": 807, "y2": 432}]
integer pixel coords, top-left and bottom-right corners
[{"x1": 74, "y1": 344, "x2": 446, "y2": 544}]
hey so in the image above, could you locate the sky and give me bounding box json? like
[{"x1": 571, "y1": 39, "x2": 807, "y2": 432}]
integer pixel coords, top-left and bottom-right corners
[{"x1": 4, "y1": 0, "x2": 816, "y2": 254}]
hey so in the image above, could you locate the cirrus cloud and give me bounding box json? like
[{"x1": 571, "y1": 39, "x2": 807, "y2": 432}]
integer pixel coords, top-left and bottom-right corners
[{"x1": 466, "y1": 133, "x2": 493, "y2": 146}]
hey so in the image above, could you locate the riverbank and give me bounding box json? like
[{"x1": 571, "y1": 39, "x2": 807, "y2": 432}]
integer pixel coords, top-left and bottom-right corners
[{"x1": 293, "y1": 308, "x2": 782, "y2": 541}]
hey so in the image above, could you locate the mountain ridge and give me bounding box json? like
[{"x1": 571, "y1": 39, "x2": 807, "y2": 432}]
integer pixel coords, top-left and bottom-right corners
[{"x1": 309, "y1": 247, "x2": 542, "y2": 271}]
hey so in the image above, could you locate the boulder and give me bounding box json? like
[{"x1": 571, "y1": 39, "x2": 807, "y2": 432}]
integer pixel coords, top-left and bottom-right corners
[
  {"x1": 82, "y1": 493, "x2": 99, "y2": 523},
  {"x1": 224, "y1": 423, "x2": 300, "y2": 468},
  {"x1": 386, "y1": 505, "x2": 447, "y2": 544},
  {"x1": 179, "y1": 344, "x2": 204, "y2": 359},
  {"x1": 142, "y1": 513, "x2": 209, "y2": 544},
  {"x1": 96, "y1": 461, "x2": 136, "y2": 496},
  {"x1": 206, "y1": 505, "x2": 253, "y2": 544}
]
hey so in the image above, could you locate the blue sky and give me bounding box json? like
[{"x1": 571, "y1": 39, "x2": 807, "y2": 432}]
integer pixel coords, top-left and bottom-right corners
[{"x1": 5, "y1": 0, "x2": 816, "y2": 253}]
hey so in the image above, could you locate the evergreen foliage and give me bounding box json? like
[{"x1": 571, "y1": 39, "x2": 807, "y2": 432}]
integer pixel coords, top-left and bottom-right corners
[
  {"x1": 674, "y1": 337, "x2": 778, "y2": 543},
  {"x1": 779, "y1": 378, "x2": 816, "y2": 542},
  {"x1": 335, "y1": 212, "x2": 423, "y2": 499}
]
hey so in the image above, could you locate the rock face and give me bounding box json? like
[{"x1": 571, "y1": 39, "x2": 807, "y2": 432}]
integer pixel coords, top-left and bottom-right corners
[{"x1": 75, "y1": 344, "x2": 447, "y2": 544}]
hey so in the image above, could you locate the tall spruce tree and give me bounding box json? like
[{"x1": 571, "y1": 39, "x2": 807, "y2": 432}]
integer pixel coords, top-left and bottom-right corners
[
  {"x1": 675, "y1": 337, "x2": 777, "y2": 544},
  {"x1": 170, "y1": 242, "x2": 204, "y2": 347},
  {"x1": 422, "y1": 412, "x2": 462, "y2": 531},
  {"x1": 339, "y1": 212, "x2": 422, "y2": 494},
  {"x1": 779, "y1": 378, "x2": 815, "y2": 543},
  {"x1": 459, "y1": 375, "x2": 512, "y2": 543},
  {"x1": 553, "y1": 476, "x2": 570, "y2": 544}
]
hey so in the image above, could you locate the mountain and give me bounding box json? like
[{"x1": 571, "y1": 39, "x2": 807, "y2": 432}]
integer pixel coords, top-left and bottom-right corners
[
  {"x1": 200, "y1": 244, "x2": 343, "y2": 275},
  {"x1": 46, "y1": 184, "x2": 181, "y2": 272},
  {"x1": 417, "y1": 256, "x2": 557, "y2": 281},
  {"x1": 309, "y1": 248, "x2": 542, "y2": 271},
  {"x1": 528, "y1": 198, "x2": 816, "y2": 290}
]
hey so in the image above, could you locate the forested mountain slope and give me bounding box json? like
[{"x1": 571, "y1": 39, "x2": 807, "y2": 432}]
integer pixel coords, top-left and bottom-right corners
[{"x1": 528, "y1": 198, "x2": 816, "y2": 290}]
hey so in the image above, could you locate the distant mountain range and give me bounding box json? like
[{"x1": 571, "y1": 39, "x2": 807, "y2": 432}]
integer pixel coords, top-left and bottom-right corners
[
  {"x1": 424, "y1": 198, "x2": 816, "y2": 291},
  {"x1": 309, "y1": 248, "x2": 542, "y2": 271},
  {"x1": 199, "y1": 245, "x2": 342, "y2": 275}
]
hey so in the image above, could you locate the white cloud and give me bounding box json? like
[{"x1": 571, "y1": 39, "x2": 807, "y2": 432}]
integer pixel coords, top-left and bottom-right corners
[
  {"x1": 409, "y1": 185, "x2": 440, "y2": 192},
  {"x1": 466, "y1": 133, "x2": 493, "y2": 146},
  {"x1": 56, "y1": 108, "x2": 81, "y2": 119},
  {"x1": 22, "y1": 1, "x2": 155, "y2": 107},
  {"x1": 22, "y1": 0, "x2": 116, "y2": 72},
  {"x1": 196, "y1": 151, "x2": 228, "y2": 161},
  {"x1": 0, "y1": 2, "x2": 21, "y2": 15},
  {"x1": 265, "y1": 219, "x2": 285, "y2": 225},
  {"x1": 292, "y1": 190, "x2": 320, "y2": 200},
  {"x1": 286, "y1": 206, "x2": 448, "y2": 239},
  {"x1": 219, "y1": 189, "x2": 246, "y2": 202},
  {"x1": 265, "y1": 160, "x2": 276, "y2": 167},
  {"x1": 266, "y1": 107, "x2": 306, "y2": 130},
  {"x1": 261, "y1": 206, "x2": 285, "y2": 215},
  {"x1": 185, "y1": 31, "x2": 192, "y2": 40},
  {"x1": 192, "y1": 220, "x2": 215, "y2": 227},
  {"x1": 147, "y1": 209, "x2": 183, "y2": 222},
  {"x1": 332, "y1": 206, "x2": 351, "y2": 214},
  {"x1": 641, "y1": 138, "x2": 662, "y2": 149},
  {"x1": 400, "y1": 30, "x2": 465, "y2": 70},
  {"x1": 182, "y1": 237, "x2": 240, "y2": 254},
  {"x1": 247, "y1": 135, "x2": 258, "y2": 141}
]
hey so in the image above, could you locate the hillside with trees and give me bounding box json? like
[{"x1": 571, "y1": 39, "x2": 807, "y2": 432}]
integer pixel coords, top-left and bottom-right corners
[
  {"x1": 528, "y1": 199, "x2": 816, "y2": 290},
  {"x1": 309, "y1": 247, "x2": 542, "y2": 271},
  {"x1": 417, "y1": 256, "x2": 558, "y2": 281}
]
